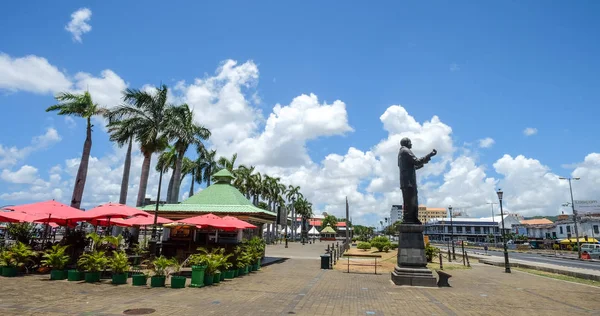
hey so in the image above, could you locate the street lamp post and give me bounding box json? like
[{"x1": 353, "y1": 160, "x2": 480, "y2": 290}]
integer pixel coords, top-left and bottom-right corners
[
  {"x1": 449, "y1": 205, "x2": 456, "y2": 260},
  {"x1": 149, "y1": 168, "x2": 164, "y2": 257},
  {"x1": 559, "y1": 177, "x2": 582, "y2": 259},
  {"x1": 487, "y1": 202, "x2": 498, "y2": 245},
  {"x1": 496, "y1": 189, "x2": 511, "y2": 273}
]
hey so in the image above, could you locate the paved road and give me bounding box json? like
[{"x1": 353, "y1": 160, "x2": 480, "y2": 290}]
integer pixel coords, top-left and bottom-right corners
[{"x1": 440, "y1": 247, "x2": 600, "y2": 271}]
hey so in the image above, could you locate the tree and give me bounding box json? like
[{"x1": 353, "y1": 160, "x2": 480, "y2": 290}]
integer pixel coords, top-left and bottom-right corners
[
  {"x1": 197, "y1": 148, "x2": 218, "y2": 187},
  {"x1": 108, "y1": 84, "x2": 171, "y2": 207},
  {"x1": 46, "y1": 91, "x2": 106, "y2": 209},
  {"x1": 180, "y1": 156, "x2": 197, "y2": 198},
  {"x1": 106, "y1": 119, "x2": 136, "y2": 205},
  {"x1": 217, "y1": 153, "x2": 238, "y2": 172},
  {"x1": 164, "y1": 104, "x2": 210, "y2": 203},
  {"x1": 156, "y1": 145, "x2": 177, "y2": 204},
  {"x1": 322, "y1": 215, "x2": 338, "y2": 228}
]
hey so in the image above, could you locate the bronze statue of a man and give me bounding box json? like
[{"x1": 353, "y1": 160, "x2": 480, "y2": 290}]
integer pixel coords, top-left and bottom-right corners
[{"x1": 398, "y1": 137, "x2": 437, "y2": 224}]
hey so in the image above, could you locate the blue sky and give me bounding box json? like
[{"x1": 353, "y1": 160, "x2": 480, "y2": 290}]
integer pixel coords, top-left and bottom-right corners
[{"x1": 1, "y1": 1, "x2": 599, "y2": 225}]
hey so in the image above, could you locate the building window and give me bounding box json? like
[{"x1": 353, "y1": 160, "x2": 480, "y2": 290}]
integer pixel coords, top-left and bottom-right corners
[
  {"x1": 545, "y1": 233, "x2": 550, "y2": 239},
  {"x1": 465, "y1": 227, "x2": 472, "y2": 233},
  {"x1": 559, "y1": 226, "x2": 563, "y2": 234},
  {"x1": 456, "y1": 226, "x2": 463, "y2": 233},
  {"x1": 566, "y1": 226, "x2": 571, "y2": 233},
  {"x1": 552, "y1": 232, "x2": 557, "y2": 238},
  {"x1": 474, "y1": 227, "x2": 481, "y2": 234},
  {"x1": 594, "y1": 225, "x2": 599, "y2": 234}
]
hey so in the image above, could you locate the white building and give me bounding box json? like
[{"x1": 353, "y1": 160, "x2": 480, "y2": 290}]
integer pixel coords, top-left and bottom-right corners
[
  {"x1": 516, "y1": 215, "x2": 600, "y2": 241},
  {"x1": 424, "y1": 214, "x2": 522, "y2": 243},
  {"x1": 390, "y1": 205, "x2": 402, "y2": 224}
]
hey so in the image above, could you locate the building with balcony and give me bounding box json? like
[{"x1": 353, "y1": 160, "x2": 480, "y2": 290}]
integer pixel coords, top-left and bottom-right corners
[{"x1": 424, "y1": 214, "x2": 522, "y2": 243}]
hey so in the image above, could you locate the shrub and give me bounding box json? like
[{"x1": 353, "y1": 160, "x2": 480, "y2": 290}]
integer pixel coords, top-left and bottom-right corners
[
  {"x1": 351, "y1": 237, "x2": 358, "y2": 242},
  {"x1": 41, "y1": 245, "x2": 70, "y2": 270},
  {"x1": 370, "y1": 236, "x2": 392, "y2": 252},
  {"x1": 357, "y1": 242, "x2": 371, "y2": 251},
  {"x1": 390, "y1": 243, "x2": 398, "y2": 250},
  {"x1": 552, "y1": 244, "x2": 560, "y2": 251},
  {"x1": 77, "y1": 250, "x2": 109, "y2": 272},
  {"x1": 425, "y1": 243, "x2": 440, "y2": 262},
  {"x1": 110, "y1": 251, "x2": 130, "y2": 274},
  {"x1": 383, "y1": 245, "x2": 390, "y2": 253}
]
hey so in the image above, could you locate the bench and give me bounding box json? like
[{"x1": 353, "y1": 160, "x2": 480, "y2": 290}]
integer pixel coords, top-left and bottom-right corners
[
  {"x1": 436, "y1": 270, "x2": 452, "y2": 287},
  {"x1": 342, "y1": 253, "x2": 383, "y2": 274}
]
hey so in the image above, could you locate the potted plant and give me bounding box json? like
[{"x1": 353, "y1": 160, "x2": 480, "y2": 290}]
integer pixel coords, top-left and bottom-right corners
[
  {"x1": 8, "y1": 242, "x2": 36, "y2": 276},
  {"x1": 150, "y1": 256, "x2": 173, "y2": 288},
  {"x1": 77, "y1": 250, "x2": 109, "y2": 283},
  {"x1": 170, "y1": 260, "x2": 186, "y2": 289},
  {"x1": 132, "y1": 271, "x2": 149, "y2": 286},
  {"x1": 0, "y1": 249, "x2": 15, "y2": 277},
  {"x1": 188, "y1": 253, "x2": 207, "y2": 288},
  {"x1": 223, "y1": 250, "x2": 236, "y2": 279},
  {"x1": 234, "y1": 246, "x2": 248, "y2": 276},
  {"x1": 110, "y1": 251, "x2": 130, "y2": 285},
  {"x1": 41, "y1": 245, "x2": 70, "y2": 280},
  {"x1": 246, "y1": 237, "x2": 265, "y2": 270}
]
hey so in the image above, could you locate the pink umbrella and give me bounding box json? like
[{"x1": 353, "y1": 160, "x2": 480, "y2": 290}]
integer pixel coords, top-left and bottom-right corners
[
  {"x1": 222, "y1": 216, "x2": 257, "y2": 229},
  {"x1": 180, "y1": 213, "x2": 237, "y2": 229},
  {"x1": 0, "y1": 211, "x2": 40, "y2": 223},
  {"x1": 73, "y1": 202, "x2": 149, "y2": 221},
  {"x1": 4, "y1": 200, "x2": 85, "y2": 223}
]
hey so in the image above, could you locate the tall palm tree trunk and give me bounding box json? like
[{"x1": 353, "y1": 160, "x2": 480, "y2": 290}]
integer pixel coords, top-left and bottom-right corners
[
  {"x1": 119, "y1": 136, "x2": 133, "y2": 205},
  {"x1": 170, "y1": 152, "x2": 184, "y2": 203},
  {"x1": 206, "y1": 167, "x2": 211, "y2": 187},
  {"x1": 71, "y1": 118, "x2": 92, "y2": 209},
  {"x1": 189, "y1": 169, "x2": 195, "y2": 197},
  {"x1": 166, "y1": 171, "x2": 175, "y2": 203},
  {"x1": 136, "y1": 151, "x2": 152, "y2": 207}
]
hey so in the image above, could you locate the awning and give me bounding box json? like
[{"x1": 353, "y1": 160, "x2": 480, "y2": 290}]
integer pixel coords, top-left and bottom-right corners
[{"x1": 559, "y1": 237, "x2": 599, "y2": 244}]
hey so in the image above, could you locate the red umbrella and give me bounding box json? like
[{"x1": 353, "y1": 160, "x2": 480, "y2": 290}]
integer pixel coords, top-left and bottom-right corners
[
  {"x1": 222, "y1": 216, "x2": 257, "y2": 229},
  {"x1": 122, "y1": 215, "x2": 172, "y2": 226},
  {"x1": 0, "y1": 211, "x2": 39, "y2": 223},
  {"x1": 4, "y1": 200, "x2": 85, "y2": 223},
  {"x1": 180, "y1": 213, "x2": 237, "y2": 229},
  {"x1": 72, "y1": 202, "x2": 149, "y2": 222},
  {"x1": 88, "y1": 218, "x2": 133, "y2": 227}
]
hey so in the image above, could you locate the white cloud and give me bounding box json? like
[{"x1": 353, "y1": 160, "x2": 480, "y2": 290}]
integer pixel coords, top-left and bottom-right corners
[
  {"x1": 0, "y1": 128, "x2": 62, "y2": 168},
  {"x1": 65, "y1": 8, "x2": 92, "y2": 43},
  {"x1": 0, "y1": 54, "x2": 71, "y2": 94},
  {"x1": 1, "y1": 165, "x2": 39, "y2": 184},
  {"x1": 450, "y1": 63, "x2": 460, "y2": 72},
  {"x1": 523, "y1": 127, "x2": 538, "y2": 136},
  {"x1": 478, "y1": 137, "x2": 495, "y2": 148},
  {"x1": 64, "y1": 117, "x2": 77, "y2": 129}
]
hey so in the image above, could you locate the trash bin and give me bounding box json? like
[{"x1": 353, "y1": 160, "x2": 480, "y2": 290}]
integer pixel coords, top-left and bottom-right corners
[{"x1": 320, "y1": 254, "x2": 331, "y2": 269}]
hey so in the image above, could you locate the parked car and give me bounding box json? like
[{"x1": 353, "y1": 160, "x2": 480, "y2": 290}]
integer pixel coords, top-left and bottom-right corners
[{"x1": 581, "y1": 243, "x2": 600, "y2": 259}]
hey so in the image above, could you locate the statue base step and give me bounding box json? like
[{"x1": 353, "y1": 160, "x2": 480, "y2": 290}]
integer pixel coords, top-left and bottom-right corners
[{"x1": 391, "y1": 266, "x2": 437, "y2": 287}]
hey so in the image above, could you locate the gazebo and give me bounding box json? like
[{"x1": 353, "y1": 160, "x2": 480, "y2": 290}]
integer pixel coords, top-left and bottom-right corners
[
  {"x1": 141, "y1": 169, "x2": 276, "y2": 255},
  {"x1": 320, "y1": 225, "x2": 336, "y2": 241}
]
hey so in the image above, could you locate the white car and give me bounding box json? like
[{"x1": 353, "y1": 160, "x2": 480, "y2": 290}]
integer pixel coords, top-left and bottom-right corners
[{"x1": 581, "y1": 243, "x2": 600, "y2": 259}]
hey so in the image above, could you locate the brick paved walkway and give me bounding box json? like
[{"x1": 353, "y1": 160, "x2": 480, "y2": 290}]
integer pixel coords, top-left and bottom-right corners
[{"x1": 1, "y1": 243, "x2": 599, "y2": 315}]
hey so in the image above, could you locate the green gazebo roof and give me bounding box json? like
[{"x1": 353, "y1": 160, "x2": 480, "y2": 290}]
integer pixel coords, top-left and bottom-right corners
[
  {"x1": 320, "y1": 225, "x2": 336, "y2": 234},
  {"x1": 141, "y1": 168, "x2": 276, "y2": 217}
]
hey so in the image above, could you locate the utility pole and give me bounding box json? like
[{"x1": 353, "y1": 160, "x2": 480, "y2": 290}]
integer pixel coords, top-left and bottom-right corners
[
  {"x1": 487, "y1": 202, "x2": 498, "y2": 244},
  {"x1": 559, "y1": 177, "x2": 582, "y2": 259}
]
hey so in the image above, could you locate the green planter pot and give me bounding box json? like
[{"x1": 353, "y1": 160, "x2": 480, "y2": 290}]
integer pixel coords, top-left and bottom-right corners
[
  {"x1": 132, "y1": 274, "x2": 147, "y2": 286},
  {"x1": 244, "y1": 266, "x2": 250, "y2": 274},
  {"x1": 67, "y1": 270, "x2": 84, "y2": 281},
  {"x1": 251, "y1": 264, "x2": 258, "y2": 271},
  {"x1": 224, "y1": 270, "x2": 234, "y2": 279},
  {"x1": 170, "y1": 275, "x2": 186, "y2": 289},
  {"x1": 0, "y1": 266, "x2": 4, "y2": 275},
  {"x1": 233, "y1": 269, "x2": 239, "y2": 278},
  {"x1": 204, "y1": 274, "x2": 214, "y2": 286},
  {"x1": 219, "y1": 272, "x2": 225, "y2": 281},
  {"x1": 112, "y1": 273, "x2": 128, "y2": 285},
  {"x1": 256, "y1": 259, "x2": 261, "y2": 270},
  {"x1": 151, "y1": 275, "x2": 166, "y2": 287},
  {"x1": 2, "y1": 266, "x2": 17, "y2": 277},
  {"x1": 238, "y1": 267, "x2": 245, "y2": 276},
  {"x1": 190, "y1": 265, "x2": 206, "y2": 288},
  {"x1": 84, "y1": 271, "x2": 101, "y2": 283},
  {"x1": 213, "y1": 272, "x2": 221, "y2": 284},
  {"x1": 50, "y1": 269, "x2": 67, "y2": 280}
]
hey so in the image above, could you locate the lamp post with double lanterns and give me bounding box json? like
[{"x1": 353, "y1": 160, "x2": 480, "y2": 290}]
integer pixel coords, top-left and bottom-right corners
[
  {"x1": 496, "y1": 189, "x2": 511, "y2": 273},
  {"x1": 448, "y1": 205, "x2": 456, "y2": 260}
]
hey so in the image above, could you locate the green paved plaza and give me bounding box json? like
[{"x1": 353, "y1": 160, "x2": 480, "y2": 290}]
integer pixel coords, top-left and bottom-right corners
[{"x1": 1, "y1": 242, "x2": 599, "y2": 315}]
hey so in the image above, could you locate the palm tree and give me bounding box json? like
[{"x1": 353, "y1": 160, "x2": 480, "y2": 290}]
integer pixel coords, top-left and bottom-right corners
[
  {"x1": 294, "y1": 197, "x2": 313, "y2": 243},
  {"x1": 197, "y1": 148, "x2": 218, "y2": 187},
  {"x1": 218, "y1": 153, "x2": 238, "y2": 172},
  {"x1": 156, "y1": 146, "x2": 177, "y2": 203},
  {"x1": 180, "y1": 156, "x2": 197, "y2": 198},
  {"x1": 286, "y1": 185, "x2": 302, "y2": 240},
  {"x1": 46, "y1": 91, "x2": 106, "y2": 209},
  {"x1": 164, "y1": 104, "x2": 210, "y2": 203},
  {"x1": 108, "y1": 84, "x2": 171, "y2": 207},
  {"x1": 106, "y1": 120, "x2": 136, "y2": 205}
]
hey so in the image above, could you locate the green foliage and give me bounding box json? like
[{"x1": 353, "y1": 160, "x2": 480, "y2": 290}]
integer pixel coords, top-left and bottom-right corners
[
  {"x1": 322, "y1": 215, "x2": 338, "y2": 228},
  {"x1": 390, "y1": 243, "x2": 398, "y2": 250},
  {"x1": 552, "y1": 244, "x2": 560, "y2": 250},
  {"x1": 357, "y1": 242, "x2": 371, "y2": 251},
  {"x1": 193, "y1": 247, "x2": 234, "y2": 275},
  {"x1": 244, "y1": 237, "x2": 265, "y2": 262},
  {"x1": 151, "y1": 256, "x2": 176, "y2": 277},
  {"x1": 110, "y1": 251, "x2": 130, "y2": 274},
  {"x1": 131, "y1": 242, "x2": 149, "y2": 257},
  {"x1": 41, "y1": 245, "x2": 70, "y2": 270},
  {"x1": 257, "y1": 202, "x2": 269, "y2": 210},
  {"x1": 0, "y1": 249, "x2": 14, "y2": 267},
  {"x1": 6, "y1": 223, "x2": 35, "y2": 244},
  {"x1": 10, "y1": 242, "x2": 36, "y2": 268},
  {"x1": 425, "y1": 243, "x2": 440, "y2": 262},
  {"x1": 234, "y1": 246, "x2": 254, "y2": 269},
  {"x1": 77, "y1": 250, "x2": 109, "y2": 272},
  {"x1": 383, "y1": 245, "x2": 390, "y2": 253},
  {"x1": 351, "y1": 237, "x2": 358, "y2": 242},
  {"x1": 370, "y1": 236, "x2": 392, "y2": 252}
]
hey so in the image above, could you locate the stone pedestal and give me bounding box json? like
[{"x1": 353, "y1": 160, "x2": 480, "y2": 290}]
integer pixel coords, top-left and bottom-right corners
[{"x1": 391, "y1": 224, "x2": 437, "y2": 287}]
